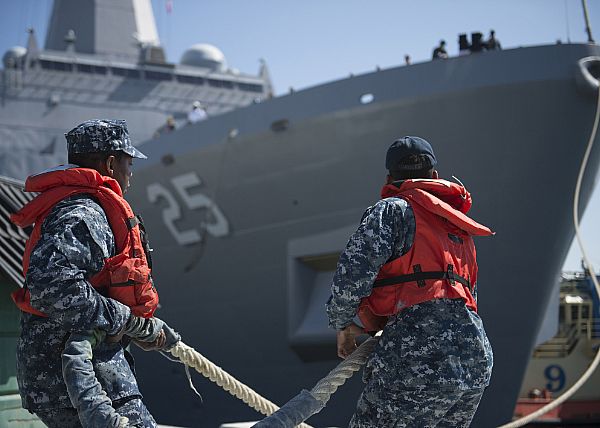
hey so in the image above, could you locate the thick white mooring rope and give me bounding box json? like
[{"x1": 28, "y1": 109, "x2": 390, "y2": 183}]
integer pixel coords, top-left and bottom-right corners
[
  {"x1": 167, "y1": 341, "x2": 312, "y2": 428},
  {"x1": 309, "y1": 336, "x2": 378, "y2": 404},
  {"x1": 497, "y1": 85, "x2": 600, "y2": 428},
  {"x1": 167, "y1": 336, "x2": 378, "y2": 428}
]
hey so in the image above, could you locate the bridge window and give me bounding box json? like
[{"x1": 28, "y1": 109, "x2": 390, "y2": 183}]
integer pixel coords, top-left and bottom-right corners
[
  {"x1": 571, "y1": 306, "x2": 579, "y2": 320},
  {"x1": 581, "y1": 305, "x2": 590, "y2": 320},
  {"x1": 208, "y1": 79, "x2": 234, "y2": 89},
  {"x1": 40, "y1": 60, "x2": 73, "y2": 72},
  {"x1": 238, "y1": 82, "x2": 263, "y2": 93},
  {"x1": 78, "y1": 64, "x2": 107, "y2": 75},
  {"x1": 176, "y1": 75, "x2": 204, "y2": 85},
  {"x1": 145, "y1": 71, "x2": 172, "y2": 81},
  {"x1": 111, "y1": 67, "x2": 140, "y2": 79}
]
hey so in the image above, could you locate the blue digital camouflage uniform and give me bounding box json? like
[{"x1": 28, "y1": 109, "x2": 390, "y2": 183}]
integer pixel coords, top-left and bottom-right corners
[
  {"x1": 17, "y1": 193, "x2": 157, "y2": 427},
  {"x1": 35, "y1": 397, "x2": 153, "y2": 428},
  {"x1": 326, "y1": 196, "x2": 493, "y2": 428},
  {"x1": 66, "y1": 119, "x2": 147, "y2": 159}
]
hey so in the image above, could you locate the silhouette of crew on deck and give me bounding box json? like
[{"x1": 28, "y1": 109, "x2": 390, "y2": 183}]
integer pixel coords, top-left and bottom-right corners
[
  {"x1": 429, "y1": 30, "x2": 502, "y2": 62},
  {"x1": 432, "y1": 40, "x2": 448, "y2": 60},
  {"x1": 486, "y1": 30, "x2": 502, "y2": 50},
  {"x1": 456, "y1": 30, "x2": 502, "y2": 56}
]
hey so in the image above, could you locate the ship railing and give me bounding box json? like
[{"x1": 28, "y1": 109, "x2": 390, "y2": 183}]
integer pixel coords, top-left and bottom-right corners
[
  {"x1": 569, "y1": 310, "x2": 600, "y2": 340},
  {"x1": 586, "y1": 318, "x2": 600, "y2": 340},
  {"x1": 577, "y1": 316, "x2": 594, "y2": 340}
]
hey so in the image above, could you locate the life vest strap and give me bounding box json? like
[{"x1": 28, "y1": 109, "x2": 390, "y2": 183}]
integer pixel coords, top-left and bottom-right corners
[
  {"x1": 412, "y1": 264, "x2": 426, "y2": 287},
  {"x1": 373, "y1": 268, "x2": 471, "y2": 290},
  {"x1": 110, "y1": 274, "x2": 151, "y2": 288}
]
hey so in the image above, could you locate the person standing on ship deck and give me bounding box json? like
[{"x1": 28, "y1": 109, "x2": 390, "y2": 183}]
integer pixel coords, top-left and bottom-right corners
[
  {"x1": 432, "y1": 40, "x2": 449, "y2": 59},
  {"x1": 187, "y1": 100, "x2": 208, "y2": 124},
  {"x1": 486, "y1": 30, "x2": 502, "y2": 51},
  {"x1": 11, "y1": 120, "x2": 173, "y2": 428},
  {"x1": 326, "y1": 136, "x2": 494, "y2": 427}
]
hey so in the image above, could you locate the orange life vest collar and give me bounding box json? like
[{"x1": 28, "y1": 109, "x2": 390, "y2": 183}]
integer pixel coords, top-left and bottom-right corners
[
  {"x1": 12, "y1": 166, "x2": 122, "y2": 228},
  {"x1": 380, "y1": 179, "x2": 493, "y2": 236},
  {"x1": 11, "y1": 166, "x2": 159, "y2": 318},
  {"x1": 357, "y1": 179, "x2": 493, "y2": 331}
]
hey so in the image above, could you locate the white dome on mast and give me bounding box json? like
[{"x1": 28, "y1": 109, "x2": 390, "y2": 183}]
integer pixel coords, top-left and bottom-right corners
[
  {"x1": 180, "y1": 44, "x2": 227, "y2": 71},
  {"x1": 2, "y1": 46, "x2": 26, "y2": 68}
]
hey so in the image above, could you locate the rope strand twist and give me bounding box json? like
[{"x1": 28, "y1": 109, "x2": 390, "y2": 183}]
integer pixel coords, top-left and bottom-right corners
[
  {"x1": 168, "y1": 341, "x2": 313, "y2": 428},
  {"x1": 310, "y1": 337, "x2": 378, "y2": 404}
]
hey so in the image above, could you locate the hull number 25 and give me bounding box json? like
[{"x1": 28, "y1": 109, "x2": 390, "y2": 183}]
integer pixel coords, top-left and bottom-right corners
[{"x1": 147, "y1": 172, "x2": 229, "y2": 246}]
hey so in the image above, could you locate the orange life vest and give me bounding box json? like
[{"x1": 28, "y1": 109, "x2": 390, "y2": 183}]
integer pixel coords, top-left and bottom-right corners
[
  {"x1": 357, "y1": 179, "x2": 494, "y2": 332},
  {"x1": 10, "y1": 166, "x2": 159, "y2": 318}
]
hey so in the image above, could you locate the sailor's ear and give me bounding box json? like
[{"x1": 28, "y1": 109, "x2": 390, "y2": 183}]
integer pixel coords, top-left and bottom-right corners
[
  {"x1": 432, "y1": 170, "x2": 439, "y2": 179},
  {"x1": 386, "y1": 174, "x2": 394, "y2": 184},
  {"x1": 104, "y1": 155, "x2": 116, "y2": 177}
]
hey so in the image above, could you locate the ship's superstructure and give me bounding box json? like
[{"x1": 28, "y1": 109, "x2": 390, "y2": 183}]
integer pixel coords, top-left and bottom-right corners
[
  {"x1": 516, "y1": 272, "x2": 600, "y2": 424},
  {"x1": 1, "y1": 1, "x2": 600, "y2": 428},
  {"x1": 0, "y1": 0, "x2": 272, "y2": 180}
]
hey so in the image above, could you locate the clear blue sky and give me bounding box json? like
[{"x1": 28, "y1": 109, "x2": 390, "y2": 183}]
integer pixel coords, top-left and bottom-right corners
[{"x1": 1, "y1": 0, "x2": 599, "y2": 271}]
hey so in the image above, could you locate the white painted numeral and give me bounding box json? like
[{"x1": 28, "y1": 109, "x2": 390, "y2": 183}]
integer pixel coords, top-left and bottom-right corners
[
  {"x1": 146, "y1": 172, "x2": 229, "y2": 246},
  {"x1": 170, "y1": 173, "x2": 229, "y2": 238}
]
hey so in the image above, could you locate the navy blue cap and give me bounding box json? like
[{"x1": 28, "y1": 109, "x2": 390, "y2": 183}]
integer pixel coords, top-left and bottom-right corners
[
  {"x1": 65, "y1": 119, "x2": 147, "y2": 159},
  {"x1": 385, "y1": 136, "x2": 437, "y2": 171}
]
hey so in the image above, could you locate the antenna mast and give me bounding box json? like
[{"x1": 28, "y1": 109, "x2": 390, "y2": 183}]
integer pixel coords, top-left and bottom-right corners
[{"x1": 581, "y1": 0, "x2": 595, "y2": 43}]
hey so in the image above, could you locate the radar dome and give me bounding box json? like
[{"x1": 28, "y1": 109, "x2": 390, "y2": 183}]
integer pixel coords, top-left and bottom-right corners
[
  {"x1": 3, "y1": 46, "x2": 26, "y2": 68},
  {"x1": 180, "y1": 44, "x2": 227, "y2": 71}
]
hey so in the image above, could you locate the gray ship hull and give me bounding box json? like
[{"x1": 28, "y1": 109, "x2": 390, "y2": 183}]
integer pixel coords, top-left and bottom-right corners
[{"x1": 122, "y1": 44, "x2": 600, "y2": 427}]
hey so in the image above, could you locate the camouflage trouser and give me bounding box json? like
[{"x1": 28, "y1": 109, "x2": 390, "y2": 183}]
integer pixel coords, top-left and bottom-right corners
[
  {"x1": 349, "y1": 382, "x2": 485, "y2": 428},
  {"x1": 34, "y1": 397, "x2": 157, "y2": 428}
]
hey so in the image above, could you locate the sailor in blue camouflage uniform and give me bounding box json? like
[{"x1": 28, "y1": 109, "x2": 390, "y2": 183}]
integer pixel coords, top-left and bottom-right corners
[
  {"x1": 16, "y1": 120, "x2": 167, "y2": 428},
  {"x1": 326, "y1": 137, "x2": 493, "y2": 427}
]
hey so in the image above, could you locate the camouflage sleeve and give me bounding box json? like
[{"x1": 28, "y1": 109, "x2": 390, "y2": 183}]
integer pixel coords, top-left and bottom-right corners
[
  {"x1": 26, "y1": 197, "x2": 131, "y2": 335},
  {"x1": 326, "y1": 198, "x2": 412, "y2": 330}
]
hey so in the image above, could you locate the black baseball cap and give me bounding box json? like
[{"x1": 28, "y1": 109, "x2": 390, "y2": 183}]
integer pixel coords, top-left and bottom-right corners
[{"x1": 385, "y1": 136, "x2": 437, "y2": 171}]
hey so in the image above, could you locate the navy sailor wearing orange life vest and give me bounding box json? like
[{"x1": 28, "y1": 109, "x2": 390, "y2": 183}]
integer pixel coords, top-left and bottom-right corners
[
  {"x1": 326, "y1": 136, "x2": 494, "y2": 428},
  {"x1": 12, "y1": 120, "x2": 177, "y2": 428}
]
